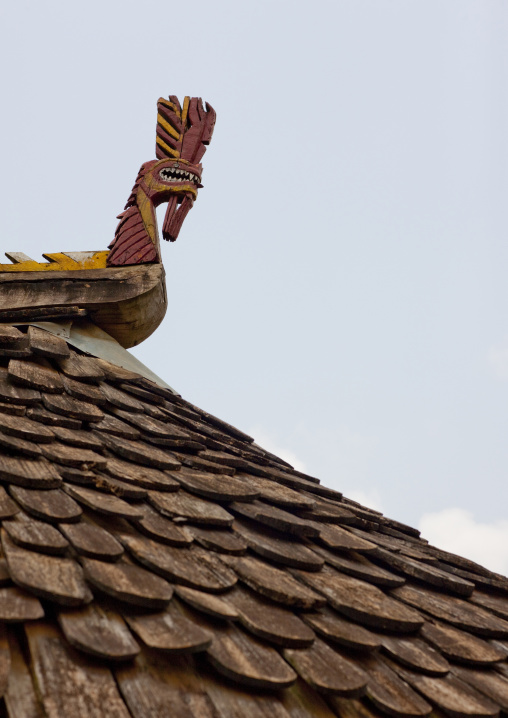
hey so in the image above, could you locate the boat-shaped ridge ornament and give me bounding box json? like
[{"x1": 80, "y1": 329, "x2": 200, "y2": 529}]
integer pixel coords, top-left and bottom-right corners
[{"x1": 0, "y1": 96, "x2": 216, "y2": 348}]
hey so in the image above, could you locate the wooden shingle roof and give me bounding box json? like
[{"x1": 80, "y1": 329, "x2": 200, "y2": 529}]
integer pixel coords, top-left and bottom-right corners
[{"x1": 0, "y1": 323, "x2": 506, "y2": 717}]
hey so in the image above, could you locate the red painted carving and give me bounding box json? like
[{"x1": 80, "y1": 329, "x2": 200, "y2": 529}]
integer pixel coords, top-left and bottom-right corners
[{"x1": 108, "y1": 96, "x2": 216, "y2": 266}]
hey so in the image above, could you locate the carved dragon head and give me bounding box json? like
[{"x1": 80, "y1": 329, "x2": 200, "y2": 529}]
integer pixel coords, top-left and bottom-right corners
[{"x1": 107, "y1": 96, "x2": 216, "y2": 266}]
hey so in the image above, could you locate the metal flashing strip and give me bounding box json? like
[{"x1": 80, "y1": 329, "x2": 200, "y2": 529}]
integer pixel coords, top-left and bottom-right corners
[{"x1": 0, "y1": 319, "x2": 176, "y2": 392}]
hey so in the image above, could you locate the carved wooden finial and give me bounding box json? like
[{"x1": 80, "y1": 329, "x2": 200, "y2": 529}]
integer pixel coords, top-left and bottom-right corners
[{"x1": 107, "y1": 96, "x2": 216, "y2": 266}]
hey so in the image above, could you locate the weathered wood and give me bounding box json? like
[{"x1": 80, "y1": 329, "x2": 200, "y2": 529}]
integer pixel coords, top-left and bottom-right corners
[
  {"x1": 3, "y1": 531, "x2": 92, "y2": 605},
  {"x1": 0, "y1": 325, "x2": 25, "y2": 346},
  {"x1": 65, "y1": 484, "x2": 143, "y2": 520},
  {"x1": 96, "y1": 432, "x2": 181, "y2": 469},
  {"x1": 300, "y1": 497, "x2": 357, "y2": 525},
  {"x1": 207, "y1": 622, "x2": 297, "y2": 690},
  {"x1": 453, "y1": 666, "x2": 508, "y2": 712},
  {"x1": 118, "y1": 530, "x2": 237, "y2": 593},
  {"x1": 175, "y1": 585, "x2": 239, "y2": 620},
  {"x1": 226, "y1": 585, "x2": 315, "y2": 648},
  {"x1": 115, "y1": 652, "x2": 218, "y2": 718},
  {"x1": 119, "y1": 382, "x2": 165, "y2": 405},
  {"x1": 470, "y1": 590, "x2": 508, "y2": 621},
  {"x1": 225, "y1": 555, "x2": 325, "y2": 610},
  {"x1": 0, "y1": 430, "x2": 42, "y2": 458},
  {"x1": 94, "y1": 358, "x2": 142, "y2": 383},
  {"x1": 0, "y1": 306, "x2": 86, "y2": 322},
  {"x1": 5, "y1": 629, "x2": 45, "y2": 718},
  {"x1": 380, "y1": 634, "x2": 450, "y2": 675},
  {"x1": 230, "y1": 500, "x2": 319, "y2": 537},
  {"x1": 170, "y1": 468, "x2": 258, "y2": 502},
  {"x1": 237, "y1": 473, "x2": 316, "y2": 509},
  {"x1": 392, "y1": 584, "x2": 508, "y2": 638},
  {"x1": 125, "y1": 601, "x2": 212, "y2": 653},
  {"x1": 0, "y1": 369, "x2": 40, "y2": 405},
  {"x1": 93, "y1": 473, "x2": 147, "y2": 500},
  {"x1": 82, "y1": 557, "x2": 173, "y2": 609},
  {"x1": 104, "y1": 454, "x2": 180, "y2": 491},
  {"x1": 149, "y1": 488, "x2": 234, "y2": 527},
  {"x1": 42, "y1": 393, "x2": 103, "y2": 422},
  {"x1": 8, "y1": 359, "x2": 64, "y2": 393},
  {"x1": 58, "y1": 466, "x2": 96, "y2": 485},
  {"x1": 189, "y1": 525, "x2": 247, "y2": 555},
  {"x1": 421, "y1": 619, "x2": 507, "y2": 664},
  {"x1": 26, "y1": 623, "x2": 132, "y2": 718},
  {"x1": 0, "y1": 264, "x2": 168, "y2": 348},
  {"x1": 296, "y1": 565, "x2": 423, "y2": 632},
  {"x1": 0, "y1": 400, "x2": 26, "y2": 416},
  {"x1": 0, "y1": 411, "x2": 55, "y2": 442},
  {"x1": 58, "y1": 604, "x2": 140, "y2": 661},
  {"x1": 9, "y1": 486, "x2": 82, "y2": 523},
  {"x1": 41, "y1": 442, "x2": 107, "y2": 469},
  {"x1": 0, "y1": 586, "x2": 44, "y2": 621},
  {"x1": 27, "y1": 404, "x2": 82, "y2": 429},
  {"x1": 27, "y1": 326, "x2": 70, "y2": 359},
  {"x1": 100, "y1": 383, "x2": 144, "y2": 412},
  {"x1": 302, "y1": 606, "x2": 381, "y2": 652},
  {"x1": 284, "y1": 638, "x2": 368, "y2": 696},
  {"x1": 133, "y1": 504, "x2": 192, "y2": 546},
  {"x1": 51, "y1": 425, "x2": 104, "y2": 450},
  {"x1": 317, "y1": 523, "x2": 377, "y2": 552},
  {"x1": 0, "y1": 486, "x2": 19, "y2": 519},
  {"x1": 233, "y1": 519, "x2": 324, "y2": 571},
  {"x1": 57, "y1": 350, "x2": 106, "y2": 383},
  {"x1": 0, "y1": 455, "x2": 62, "y2": 488},
  {"x1": 3, "y1": 511, "x2": 69, "y2": 555},
  {"x1": 59, "y1": 521, "x2": 124, "y2": 561},
  {"x1": 354, "y1": 655, "x2": 432, "y2": 717},
  {"x1": 62, "y1": 375, "x2": 105, "y2": 404},
  {"x1": 175, "y1": 452, "x2": 236, "y2": 476},
  {"x1": 94, "y1": 414, "x2": 141, "y2": 440},
  {"x1": 313, "y1": 545, "x2": 405, "y2": 587},
  {"x1": 394, "y1": 662, "x2": 500, "y2": 717},
  {"x1": 374, "y1": 547, "x2": 475, "y2": 596}
]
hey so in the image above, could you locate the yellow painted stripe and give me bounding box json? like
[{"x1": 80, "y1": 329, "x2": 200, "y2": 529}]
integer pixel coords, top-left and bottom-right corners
[
  {"x1": 158, "y1": 98, "x2": 179, "y2": 113},
  {"x1": 181, "y1": 96, "x2": 190, "y2": 127},
  {"x1": 157, "y1": 113, "x2": 180, "y2": 140},
  {"x1": 156, "y1": 136, "x2": 179, "y2": 158}
]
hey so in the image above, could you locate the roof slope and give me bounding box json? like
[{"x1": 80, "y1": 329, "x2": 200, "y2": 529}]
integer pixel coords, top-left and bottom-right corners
[{"x1": 0, "y1": 324, "x2": 506, "y2": 717}]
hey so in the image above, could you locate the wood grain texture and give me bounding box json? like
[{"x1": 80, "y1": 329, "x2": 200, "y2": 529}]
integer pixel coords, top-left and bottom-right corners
[
  {"x1": 59, "y1": 521, "x2": 124, "y2": 561},
  {"x1": 8, "y1": 359, "x2": 64, "y2": 393},
  {"x1": 226, "y1": 585, "x2": 315, "y2": 648},
  {"x1": 10, "y1": 486, "x2": 82, "y2": 523},
  {"x1": 26, "y1": 623, "x2": 132, "y2": 718},
  {"x1": 119, "y1": 530, "x2": 237, "y2": 593},
  {"x1": 3, "y1": 531, "x2": 92, "y2": 606},
  {"x1": 301, "y1": 606, "x2": 381, "y2": 652},
  {"x1": 206, "y1": 622, "x2": 297, "y2": 690},
  {"x1": 420, "y1": 619, "x2": 507, "y2": 665},
  {"x1": 233, "y1": 519, "x2": 324, "y2": 571},
  {"x1": 58, "y1": 604, "x2": 140, "y2": 660},
  {"x1": 296, "y1": 566, "x2": 423, "y2": 632},
  {"x1": 284, "y1": 638, "x2": 368, "y2": 696},
  {"x1": 149, "y1": 488, "x2": 234, "y2": 526},
  {"x1": 226, "y1": 555, "x2": 325, "y2": 609},
  {"x1": 392, "y1": 584, "x2": 508, "y2": 638},
  {"x1": 3, "y1": 511, "x2": 69, "y2": 555},
  {"x1": 125, "y1": 601, "x2": 212, "y2": 653},
  {"x1": 82, "y1": 558, "x2": 173, "y2": 609}
]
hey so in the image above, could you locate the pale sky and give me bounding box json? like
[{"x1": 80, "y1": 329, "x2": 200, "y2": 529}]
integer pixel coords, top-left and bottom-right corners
[{"x1": 0, "y1": 0, "x2": 507, "y2": 571}]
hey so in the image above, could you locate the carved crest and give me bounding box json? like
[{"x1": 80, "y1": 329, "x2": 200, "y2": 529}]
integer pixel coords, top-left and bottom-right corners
[{"x1": 107, "y1": 96, "x2": 216, "y2": 266}]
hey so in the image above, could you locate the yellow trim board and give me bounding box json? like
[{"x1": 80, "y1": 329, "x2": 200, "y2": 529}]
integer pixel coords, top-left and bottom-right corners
[{"x1": 0, "y1": 251, "x2": 110, "y2": 272}]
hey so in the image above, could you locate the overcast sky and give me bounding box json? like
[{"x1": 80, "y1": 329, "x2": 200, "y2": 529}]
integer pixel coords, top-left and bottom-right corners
[{"x1": 1, "y1": 0, "x2": 507, "y2": 572}]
